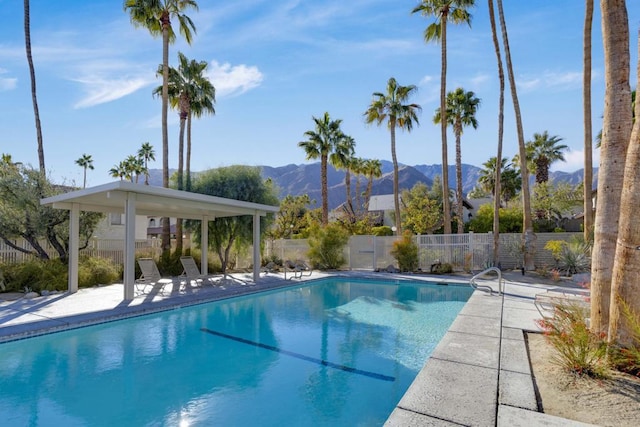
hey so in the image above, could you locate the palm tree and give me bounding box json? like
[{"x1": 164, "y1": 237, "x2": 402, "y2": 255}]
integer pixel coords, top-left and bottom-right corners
[
  {"x1": 477, "y1": 157, "x2": 521, "y2": 206},
  {"x1": 362, "y1": 158, "x2": 382, "y2": 211},
  {"x1": 330, "y1": 135, "x2": 356, "y2": 218},
  {"x1": 488, "y1": 0, "x2": 505, "y2": 266},
  {"x1": 583, "y1": 0, "x2": 594, "y2": 243},
  {"x1": 412, "y1": 0, "x2": 474, "y2": 235},
  {"x1": 24, "y1": 0, "x2": 45, "y2": 176},
  {"x1": 155, "y1": 52, "x2": 213, "y2": 192},
  {"x1": 434, "y1": 87, "x2": 480, "y2": 233},
  {"x1": 497, "y1": 0, "x2": 535, "y2": 270},
  {"x1": 591, "y1": 0, "x2": 632, "y2": 334},
  {"x1": 525, "y1": 131, "x2": 568, "y2": 184},
  {"x1": 75, "y1": 154, "x2": 94, "y2": 188},
  {"x1": 298, "y1": 112, "x2": 344, "y2": 225},
  {"x1": 186, "y1": 72, "x2": 215, "y2": 191},
  {"x1": 109, "y1": 162, "x2": 127, "y2": 181},
  {"x1": 364, "y1": 77, "x2": 421, "y2": 235},
  {"x1": 125, "y1": 0, "x2": 198, "y2": 254},
  {"x1": 137, "y1": 142, "x2": 156, "y2": 185},
  {"x1": 123, "y1": 155, "x2": 145, "y2": 183}
]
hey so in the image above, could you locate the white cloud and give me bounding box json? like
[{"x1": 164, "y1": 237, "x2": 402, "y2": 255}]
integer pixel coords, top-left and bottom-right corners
[
  {"x1": 0, "y1": 67, "x2": 17, "y2": 91},
  {"x1": 470, "y1": 74, "x2": 490, "y2": 86},
  {"x1": 550, "y1": 148, "x2": 600, "y2": 173},
  {"x1": 207, "y1": 61, "x2": 263, "y2": 98},
  {"x1": 72, "y1": 76, "x2": 154, "y2": 109},
  {"x1": 419, "y1": 75, "x2": 434, "y2": 86},
  {"x1": 518, "y1": 71, "x2": 582, "y2": 92}
]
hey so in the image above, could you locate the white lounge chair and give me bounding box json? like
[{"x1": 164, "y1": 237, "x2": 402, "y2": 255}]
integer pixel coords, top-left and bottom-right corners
[
  {"x1": 180, "y1": 256, "x2": 214, "y2": 286},
  {"x1": 534, "y1": 287, "x2": 590, "y2": 319},
  {"x1": 135, "y1": 258, "x2": 173, "y2": 294}
]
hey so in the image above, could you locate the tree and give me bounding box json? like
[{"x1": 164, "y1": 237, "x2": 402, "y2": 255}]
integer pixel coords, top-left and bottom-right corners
[
  {"x1": 531, "y1": 182, "x2": 583, "y2": 231},
  {"x1": 362, "y1": 158, "x2": 382, "y2": 210},
  {"x1": 329, "y1": 135, "x2": 356, "y2": 219},
  {"x1": 124, "y1": 0, "x2": 198, "y2": 254},
  {"x1": 122, "y1": 155, "x2": 145, "y2": 183},
  {"x1": 186, "y1": 67, "x2": 216, "y2": 192},
  {"x1": 156, "y1": 52, "x2": 214, "y2": 255},
  {"x1": 137, "y1": 142, "x2": 156, "y2": 185},
  {"x1": 24, "y1": 0, "x2": 45, "y2": 176},
  {"x1": 188, "y1": 166, "x2": 278, "y2": 275},
  {"x1": 298, "y1": 112, "x2": 344, "y2": 226},
  {"x1": 364, "y1": 77, "x2": 421, "y2": 235},
  {"x1": 525, "y1": 131, "x2": 568, "y2": 184},
  {"x1": 590, "y1": 0, "x2": 632, "y2": 334},
  {"x1": 75, "y1": 154, "x2": 94, "y2": 189},
  {"x1": 467, "y1": 204, "x2": 523, "y2": 234},
  {"x1": 488, "y1": 0, "x2": 505, "y2": 266},
  {"x1": 608, "y1": 35, "x2": 640, "y2": 348},
  {"x1": 401, "y1": 182, "x2": 442, "y2": 234},
  {"x1": 269, "y1": 194, "x2": 312, "y2": 240},
  {"x1": 434, "y1": 87, "x2": 481, "y2": 233},
  {"x1": 497, "y1": 0, "x2": 535, "y2": 270},
  {"x1": 476, "y1": 157, "x2": 521, "y2": 205},
  {"x1": 412, "y1": 0, "x2": 474, "y2": 235},
  {"x1": 583, "y1": 0, "x2": 594, "y2": 242},
  {"x1": 109, "y1": 162, "x2": 127, "y2": 180},
  {"x1": 0, "y1": 162, "x2": 102, "y2": 261}
]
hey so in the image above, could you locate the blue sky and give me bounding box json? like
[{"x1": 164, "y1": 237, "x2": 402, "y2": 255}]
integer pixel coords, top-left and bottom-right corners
[{"x1": 1, "y1": 1, "x2": 639, "y2": 187}]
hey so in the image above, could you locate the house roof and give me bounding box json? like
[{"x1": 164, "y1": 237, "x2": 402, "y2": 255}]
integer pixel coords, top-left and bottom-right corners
[
  {"x1": 368, "y1": 194, "x2": 398, "y2": 211},
  {"x1": 41, "y1": 180, "x2": 280, "y2": 219}
]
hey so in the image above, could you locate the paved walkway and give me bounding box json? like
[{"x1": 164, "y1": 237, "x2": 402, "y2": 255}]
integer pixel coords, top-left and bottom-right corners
[{"x1": 0, "y1": 270, "x2": 593, "y2": 426}]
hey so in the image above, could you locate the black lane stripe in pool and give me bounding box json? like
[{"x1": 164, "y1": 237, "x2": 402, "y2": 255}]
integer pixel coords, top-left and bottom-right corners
[{"x1": 200, "y1": 328, "x2": 395, "y2": 382}]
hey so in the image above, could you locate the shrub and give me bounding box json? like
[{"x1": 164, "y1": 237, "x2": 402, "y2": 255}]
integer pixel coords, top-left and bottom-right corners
[
  {"x1": 432, "y1": 262, "x2": 453, "y2": 274},
  {"x1": 78, "y1": 256, "x2": 121, "y2": 287},
  {"x1": 611, "y1": 298, "x2": 640, "y2": 376},
  {"x1": 307, "y1": 223, "x2": 349, "y2": 270},
  {"x1": 1, "y1": 259, "x2": 68, "y2": 293},
  {"x1": 390, "y1": 231, "x2": 418, "y2": 272},
  {"x1": 558, "y1": 237, "x2": 591, "y2": 276},
  {"x1": 371, "y1": 226, "x2": 393, "y2": 236},
  {"x1": 536, "y1": 301, "x2": 609, "y2": 378}
]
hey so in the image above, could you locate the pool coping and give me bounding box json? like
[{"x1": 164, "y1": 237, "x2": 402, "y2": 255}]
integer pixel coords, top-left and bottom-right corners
[{"x1": 0, "y1": 271, "x2": 588, "y2": 426}]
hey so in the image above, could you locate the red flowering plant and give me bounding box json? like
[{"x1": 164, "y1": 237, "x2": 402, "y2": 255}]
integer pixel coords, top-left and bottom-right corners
[
  {"x1": 535, "y1": 300, "x2": 609, "y2": 378},
  {"x1": 610, "y1": 297, "x2": 640, "y2": 377}
]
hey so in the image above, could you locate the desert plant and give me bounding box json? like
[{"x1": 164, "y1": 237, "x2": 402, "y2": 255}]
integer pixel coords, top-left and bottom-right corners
[
  {"x1": 78, "y1": 256, "x2": 121, "y2": 287},
  {"x1": 557, "y1": 237, "x2": 591, "y2": 276},
  {"x1": 432, "y1": 263, "x2": 453, "y2": 274},
  {"x1": 536, "y1": 301, "x2": 609, "y2": 378},
  {"x1": 307, "y1": 223, "x2": 349, "y2": 270},
  {"x1": 390, "y1": 231, "x2": 418, "y2": 272},
  {"x1": 611, "y1": 298, "x2": 640, "y2": 376},
  {"x1": 544, "y1": 240, "x2": 567, "y2": 265}
]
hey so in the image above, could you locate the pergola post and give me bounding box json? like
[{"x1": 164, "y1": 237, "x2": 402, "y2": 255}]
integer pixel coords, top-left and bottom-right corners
[
  {"x1": 253, "y1": 211, "x2": 260, "y2": 282},
  {"x1": 201, "y1": 216, "x2": 209, "y2": 276},
  {"x1": 68, "y1": 203, "x2": 80, "y2": 294},
  {"x1": 123, "y1": 193, "x2": 137, "y2": 300}
]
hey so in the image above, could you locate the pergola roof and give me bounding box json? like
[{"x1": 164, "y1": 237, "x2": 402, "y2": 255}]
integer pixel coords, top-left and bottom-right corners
[{"x1": 41, "y1": 180, "x2": 280, "y2": 219}]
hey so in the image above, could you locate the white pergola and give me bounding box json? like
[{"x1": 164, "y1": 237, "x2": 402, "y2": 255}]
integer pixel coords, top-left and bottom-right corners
[{"x1": 41, "y1": 181, "x2": 279, "y2": 300}]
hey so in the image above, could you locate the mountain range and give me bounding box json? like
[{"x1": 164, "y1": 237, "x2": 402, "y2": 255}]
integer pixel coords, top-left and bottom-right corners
[{"x1": 146, "y1": 162, "x2": 593, "y2": 210}]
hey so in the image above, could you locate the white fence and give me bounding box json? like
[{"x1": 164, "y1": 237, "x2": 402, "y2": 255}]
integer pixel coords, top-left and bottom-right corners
[
  {"x1": 2, "y1": 233, "x2": 582, "y2": 272},
  {"x1": 265, "y1": 232, "x2": 582, "y2": 272},
  {"x1": 0, "y1": 238, "x2": 162, "y2": 265}
]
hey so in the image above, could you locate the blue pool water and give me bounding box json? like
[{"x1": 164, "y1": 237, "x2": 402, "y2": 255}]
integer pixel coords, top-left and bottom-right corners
[{"x1": 0, "y1": 278, "x2": 472, "y2": 426}]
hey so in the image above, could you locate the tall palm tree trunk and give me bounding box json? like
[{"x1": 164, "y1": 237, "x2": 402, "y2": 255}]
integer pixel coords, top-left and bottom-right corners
[
  {"x1": 583, "y1": 0, "x2": 594, "y2": 242},
  {"x1": 440, "y1": 19, "x2": 451, "y2": 235},
  {"x1": 390, "y1": 120, "x2": 402, "y2": 235},
  {"x1": 455, "y1": 130, "x2": 464, "y2": 234},
  {"x1": 24, "y1": 0, "x2": 45, "y2": 176},
  {"x1": 591, "y1": 0, "x2": 631, "y2": 334},
  {"x1": 497, "y1": 0, "x2": 535, "y2": 270},
  {"x1": 488, "y1": 0, "x2": 504, "y2": 266},
  {"x1": 608, "y1": 31, "x2": 640, "y2": 346},
  {"x1": 161, "y1": 15, "x2": 171, "y2": 255},
  {"x1": 186, "y1": 113, "x2": 192, "y2": 191},
  {"x1": 345, "y1": 169, "x2": 353, "y2": 219},
  {"x1": 175, "y1": 108, "x2": 187, "y2": 255},
  {"x1": 321, "y1": 154, "x2": 328, "y2": 226}
]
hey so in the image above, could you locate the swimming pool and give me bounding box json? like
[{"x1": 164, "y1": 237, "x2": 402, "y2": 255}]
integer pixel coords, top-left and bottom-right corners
[{"x1": 0, "y1": 278, "x2": 472, "y2": 426}]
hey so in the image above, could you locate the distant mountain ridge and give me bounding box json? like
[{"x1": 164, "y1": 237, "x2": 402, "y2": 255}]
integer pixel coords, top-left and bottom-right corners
[{"x1": 145, "y1": 164, "x2": 594, "y2": 210}]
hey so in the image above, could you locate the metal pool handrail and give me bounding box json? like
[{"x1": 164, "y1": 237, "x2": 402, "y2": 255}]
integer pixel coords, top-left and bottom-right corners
[{"x1": 469, "y1": 267, "x2": 503, "y2": 295}]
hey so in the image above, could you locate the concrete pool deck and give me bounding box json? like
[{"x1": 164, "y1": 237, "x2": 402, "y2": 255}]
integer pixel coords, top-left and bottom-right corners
[{"x1": 0, "y1": 270, "x2": 592, "y2": 426}]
